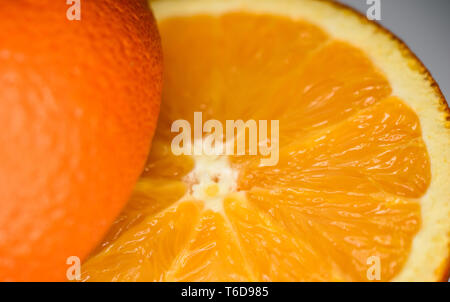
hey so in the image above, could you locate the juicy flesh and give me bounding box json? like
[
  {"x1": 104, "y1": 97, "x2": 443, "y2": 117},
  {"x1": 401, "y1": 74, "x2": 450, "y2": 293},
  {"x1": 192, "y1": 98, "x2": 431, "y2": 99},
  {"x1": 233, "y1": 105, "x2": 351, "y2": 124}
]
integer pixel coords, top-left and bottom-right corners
[{"x1": 82, "y1": 14, "x2": 430, "y2": 281}]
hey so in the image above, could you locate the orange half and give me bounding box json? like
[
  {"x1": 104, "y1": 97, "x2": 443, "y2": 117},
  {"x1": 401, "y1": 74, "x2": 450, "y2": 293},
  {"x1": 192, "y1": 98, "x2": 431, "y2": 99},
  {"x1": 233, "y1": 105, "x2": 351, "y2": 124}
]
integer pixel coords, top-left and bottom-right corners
[{"x1": 81, "y1": 0, "x2": 450, "y2": 281}]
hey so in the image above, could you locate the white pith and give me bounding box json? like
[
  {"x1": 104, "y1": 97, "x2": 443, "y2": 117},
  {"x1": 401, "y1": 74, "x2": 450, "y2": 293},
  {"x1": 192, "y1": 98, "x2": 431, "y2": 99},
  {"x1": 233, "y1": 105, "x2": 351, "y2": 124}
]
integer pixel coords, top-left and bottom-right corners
[{"x1": 182, "y1": 139, "x2": 238, "y2": 213}]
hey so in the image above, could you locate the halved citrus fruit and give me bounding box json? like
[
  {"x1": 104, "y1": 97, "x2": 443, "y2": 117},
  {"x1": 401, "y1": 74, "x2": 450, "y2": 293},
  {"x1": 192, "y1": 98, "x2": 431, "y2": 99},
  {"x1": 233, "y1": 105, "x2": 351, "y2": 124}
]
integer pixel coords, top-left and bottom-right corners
[{"x1": 81, "y1": 0, "x2": 450, "y2": 281}]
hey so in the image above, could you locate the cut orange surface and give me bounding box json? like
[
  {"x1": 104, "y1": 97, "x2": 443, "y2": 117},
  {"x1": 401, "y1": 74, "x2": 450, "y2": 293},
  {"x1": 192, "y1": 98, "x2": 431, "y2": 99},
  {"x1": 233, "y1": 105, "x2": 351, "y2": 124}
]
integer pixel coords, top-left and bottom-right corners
[{"x1": 82, "y1": 0, "x2": 450, "y2": 281}]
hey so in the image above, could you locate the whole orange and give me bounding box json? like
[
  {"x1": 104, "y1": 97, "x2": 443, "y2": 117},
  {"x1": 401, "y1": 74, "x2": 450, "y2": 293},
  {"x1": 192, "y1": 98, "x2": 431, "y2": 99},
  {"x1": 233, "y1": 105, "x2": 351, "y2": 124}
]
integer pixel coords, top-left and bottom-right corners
[{"x1": 0, "y1": 0, "x2": 162, "y2": 281}]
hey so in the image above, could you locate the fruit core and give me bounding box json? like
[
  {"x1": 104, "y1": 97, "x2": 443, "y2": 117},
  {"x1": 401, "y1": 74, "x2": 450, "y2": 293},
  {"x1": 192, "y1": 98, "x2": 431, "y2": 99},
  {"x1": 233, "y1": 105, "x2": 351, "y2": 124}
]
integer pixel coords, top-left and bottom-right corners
[{"x1": 183, "y1": 140, "x2": 238, "y2": 213}]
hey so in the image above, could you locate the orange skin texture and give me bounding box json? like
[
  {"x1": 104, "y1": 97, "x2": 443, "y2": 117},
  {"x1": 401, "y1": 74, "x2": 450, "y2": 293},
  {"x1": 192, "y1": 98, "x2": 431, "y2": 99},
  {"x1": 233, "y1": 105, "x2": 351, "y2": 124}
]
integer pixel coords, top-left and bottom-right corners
[{"x1": 0, "y1": 0, "x2": 162, "y2": 281}]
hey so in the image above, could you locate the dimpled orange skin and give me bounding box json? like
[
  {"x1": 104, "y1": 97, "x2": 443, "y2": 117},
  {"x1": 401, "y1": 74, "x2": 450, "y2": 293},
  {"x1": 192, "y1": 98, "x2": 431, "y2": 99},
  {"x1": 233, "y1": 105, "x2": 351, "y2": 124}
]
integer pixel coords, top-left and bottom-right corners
[{"x1": 0, "y1": 0, "x2": 162, "y2": 281}]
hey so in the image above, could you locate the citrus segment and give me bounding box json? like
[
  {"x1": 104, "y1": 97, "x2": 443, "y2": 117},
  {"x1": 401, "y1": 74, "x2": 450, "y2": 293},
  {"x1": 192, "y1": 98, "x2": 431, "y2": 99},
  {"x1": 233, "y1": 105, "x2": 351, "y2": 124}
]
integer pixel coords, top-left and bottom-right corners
[
  {"x1": 82, "y1": 202, "x2": 202, "y2": 281},
  {"x1": 245, "y1": 187, "x2": 420, "y2": 281},
  {"x1": 237, "y1": 97, "x2": 430, "y2": 198},
  {"x1": 223, "y1": 196, "x2": 341, "y2": 281},
  {"x1": 166, "y1": 210, "x2": 252, "y2": 281}
]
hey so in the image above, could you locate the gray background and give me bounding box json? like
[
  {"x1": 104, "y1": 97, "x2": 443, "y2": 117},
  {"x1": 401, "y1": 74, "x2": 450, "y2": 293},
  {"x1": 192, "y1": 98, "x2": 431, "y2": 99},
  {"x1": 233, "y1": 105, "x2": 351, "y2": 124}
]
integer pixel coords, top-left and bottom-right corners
[{"x1": 338, "y1": 0, "x2": 450, "y2": 101}]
